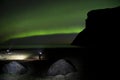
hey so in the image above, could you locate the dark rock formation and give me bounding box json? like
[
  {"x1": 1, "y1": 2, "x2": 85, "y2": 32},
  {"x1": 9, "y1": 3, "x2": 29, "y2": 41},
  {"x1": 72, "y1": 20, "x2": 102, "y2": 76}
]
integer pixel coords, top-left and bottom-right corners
[
  {"x1": 72, "y1": 6, "x2": 120, "y2": 47},
  {"x1": 2, "y1": 61, "x2": 27, "y2": 74},
  {"x1": 47, "y1": 59, "x2": 76, "y2": 76}
]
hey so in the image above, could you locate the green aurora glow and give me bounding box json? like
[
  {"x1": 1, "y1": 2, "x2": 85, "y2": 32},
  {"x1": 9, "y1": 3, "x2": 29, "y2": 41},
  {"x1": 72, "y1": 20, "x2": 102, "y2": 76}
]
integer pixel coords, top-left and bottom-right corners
[{"x1": 0, "y1": 0, "x2": 120, "y2": 43}]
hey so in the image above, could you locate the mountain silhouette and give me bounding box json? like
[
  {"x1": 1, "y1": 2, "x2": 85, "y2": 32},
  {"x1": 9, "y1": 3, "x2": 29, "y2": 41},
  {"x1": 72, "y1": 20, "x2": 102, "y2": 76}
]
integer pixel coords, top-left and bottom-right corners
[
  {"x1": 72, "y1": 6, "x2": 120, "y2": 47},
  {"x1": 2, "y1": 33, "x2": 77, "y2": 45}
]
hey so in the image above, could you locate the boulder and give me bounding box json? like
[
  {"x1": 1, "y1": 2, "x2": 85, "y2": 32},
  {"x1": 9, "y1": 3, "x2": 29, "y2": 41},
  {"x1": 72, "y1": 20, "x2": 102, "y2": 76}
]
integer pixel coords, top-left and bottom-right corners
[
  {"x1": 47, "y1": 59, "x2": 76, "y2": 76},
  {"x1": 3, "y1": 61, "x2": 27, "y2": 74}
]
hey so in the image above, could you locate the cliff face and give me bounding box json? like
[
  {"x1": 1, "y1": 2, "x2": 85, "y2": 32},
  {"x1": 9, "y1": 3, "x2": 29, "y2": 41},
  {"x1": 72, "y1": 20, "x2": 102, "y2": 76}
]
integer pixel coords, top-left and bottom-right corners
[{"x1": 72, "y1": 6, "x2": 120, "y2": 47}]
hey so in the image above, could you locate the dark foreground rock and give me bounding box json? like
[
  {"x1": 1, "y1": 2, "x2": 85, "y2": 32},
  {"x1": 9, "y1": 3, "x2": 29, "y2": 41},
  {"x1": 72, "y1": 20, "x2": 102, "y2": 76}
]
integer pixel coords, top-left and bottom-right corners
[
  {"x1": 47, "y1": 59, "x2": 76, "y2": 76},
  {"x1": 2, "y1": 61, "x2": 27, "y2": 74}
]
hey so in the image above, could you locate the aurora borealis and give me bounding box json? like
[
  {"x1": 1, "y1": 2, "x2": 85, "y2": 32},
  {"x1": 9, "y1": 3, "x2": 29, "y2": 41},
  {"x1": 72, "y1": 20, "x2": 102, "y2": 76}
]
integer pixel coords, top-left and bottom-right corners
[{"x1": 0, "y1": 0, "x2": 120, "y2": 44}]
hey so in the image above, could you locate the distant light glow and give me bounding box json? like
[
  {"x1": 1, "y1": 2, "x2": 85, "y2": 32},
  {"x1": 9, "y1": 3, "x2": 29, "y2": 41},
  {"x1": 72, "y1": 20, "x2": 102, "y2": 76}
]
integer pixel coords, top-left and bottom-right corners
[
  {"x1": 8, "y1": 55, "x2": 28, "y2": 60},
  {"x1": 6, "y1": 49, "x2": 10, "y2": 53},
  {"x1": 0, "y1": 51, "x2": 41, "y2": 60},
  {"x1": 39, "y1": 52, "x2": 42, "y2": 55},
  {"x1": 0, "y1": 52, "x2": 30, "y2": 60}
]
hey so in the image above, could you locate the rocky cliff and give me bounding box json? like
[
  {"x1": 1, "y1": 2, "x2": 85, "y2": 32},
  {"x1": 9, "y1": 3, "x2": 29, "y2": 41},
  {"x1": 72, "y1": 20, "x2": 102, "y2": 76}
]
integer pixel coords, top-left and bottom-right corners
[{"x1": 72, "y1": 6, "x2": 120, "y2": 47}]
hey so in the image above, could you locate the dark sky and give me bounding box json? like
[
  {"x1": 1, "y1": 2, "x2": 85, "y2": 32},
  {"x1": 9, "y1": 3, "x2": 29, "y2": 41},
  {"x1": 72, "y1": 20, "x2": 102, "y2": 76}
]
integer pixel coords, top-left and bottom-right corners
[{"x1": 0, "y1": 0, "x2": 120, "y2": 45}]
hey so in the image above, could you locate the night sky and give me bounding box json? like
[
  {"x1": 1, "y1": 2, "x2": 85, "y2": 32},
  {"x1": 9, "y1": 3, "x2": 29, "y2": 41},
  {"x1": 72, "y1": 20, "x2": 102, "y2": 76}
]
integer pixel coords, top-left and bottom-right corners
[{"x1": 0, "y1": 0, "x2": 120, "y2": 45}]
